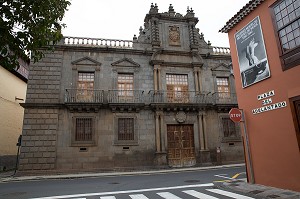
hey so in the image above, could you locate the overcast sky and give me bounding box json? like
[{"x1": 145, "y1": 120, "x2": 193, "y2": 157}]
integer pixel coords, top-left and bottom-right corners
[{"x1": 62, "y1": 0, "x2": 250, "y2": 47}]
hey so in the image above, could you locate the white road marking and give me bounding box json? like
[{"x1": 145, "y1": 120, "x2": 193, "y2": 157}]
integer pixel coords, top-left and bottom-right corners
[
  {"x1": 29, "y1": 183, "x2": 214, "y2": 199},
  {"x1": 183, "y1": 190, "x2": 219, "y2": 199},
  {"x1": 207, "y1": 189, "x2": 255, "y2": 199},
  {"x1": 157, "y1": 192, "x2": 182, "y2": 199},
  {"x1": 129, "y1": 194, "x2": 149, "y2": 199},
  {"x1": 100, "y1": 197, "x2": 116, "y2": 199},
  {"x1": 214, "y1": 174, "x2": 234, "y2": 180}
]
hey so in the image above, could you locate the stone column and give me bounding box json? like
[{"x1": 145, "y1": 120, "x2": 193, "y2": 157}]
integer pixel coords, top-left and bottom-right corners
[
  {"x1": 198, "y1": 70, "x2": 203, "y2": 92},
  {"x1": 155, "y1": 111, "x2": 161, "y2": 152},
  {"x1": 153, "y1": 67, "x2": 158, "y2": 91},
  {"x1": 157, "y1": 67, "x2": 162, "y2": 90},
  {"x1": 160, "y1": 112, "x2": 166, "y2": 152},
  {"x1": 154, "y1": 111, "x2": 167, "y2": 166},
  {"x1": 198, "y1": 112, "x2": 205, "y2": 150},
  {"x1": 194, "y1": 68, "x2": 199, "y2": 92},
  {"x1": 203, "y1": 113, "x2": 208, "y2": 150},
  {"x1": 198, "y1": 111, "x2": 211, "y2": 165}
]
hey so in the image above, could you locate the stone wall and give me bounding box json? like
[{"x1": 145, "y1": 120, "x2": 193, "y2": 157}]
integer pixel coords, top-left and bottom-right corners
[
  {"x1": 19, "y1": 50, "x2": 62, "y2": 170},
  {"x1": 19, "y1": 108, "x2": 58, "y2": 170}
]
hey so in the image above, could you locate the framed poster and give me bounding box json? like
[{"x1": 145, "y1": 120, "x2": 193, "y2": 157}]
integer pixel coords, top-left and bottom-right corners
[{"x1": 235, "y1": 16, "x2": 270, "y2": 88}]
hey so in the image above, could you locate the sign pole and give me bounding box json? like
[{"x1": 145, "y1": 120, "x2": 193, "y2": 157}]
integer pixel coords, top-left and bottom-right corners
[{"x1": 240, "y1": 109, "x2": 255, "y2": 184}]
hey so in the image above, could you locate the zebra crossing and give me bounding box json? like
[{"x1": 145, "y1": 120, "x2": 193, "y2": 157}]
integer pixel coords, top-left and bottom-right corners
[
  {"x1": 31, "y1": 183, "x2": 254, "y2": 199},
  {"x1": 93, "y1": 188, "x2": 254, "y2": 199}
]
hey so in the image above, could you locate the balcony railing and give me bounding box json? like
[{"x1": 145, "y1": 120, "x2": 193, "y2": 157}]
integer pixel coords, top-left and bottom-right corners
[
  {"x1": 65, "y1": 89, "x2": 104, "y2": 103},
  {"x1": 212, "y1": 92, "x2": 237, "y2": 104},
  {"x1": 148, "y1": 90, "x2": 211, "y2": 104},
  {"x1": 107, "y1": 90, "x2": 145, "y2": 104},
  {"x1": 63, "y1": 37, "x2": 133, "y2": 48},
  {"x1": 212, "y1": 46, "x2": 231, "y2": 55},
  {"x1": 64, "y1": 89, "x2": 237, "y2": 106}
]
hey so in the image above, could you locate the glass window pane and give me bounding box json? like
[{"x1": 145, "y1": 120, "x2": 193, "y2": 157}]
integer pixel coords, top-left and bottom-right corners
[
  {"x1": 296, "y1": 37, "x2": 300, "y2": 45},
  {"x1": 286, "y1": 0, "x2": 293, "y2": 5},
  {"x1": 296, "y1": 7, "x2": 300, "y2": 17},
  {"x1": 294, "y1": 29, "x2": 300, "y2": 37},
  {"x1": 281, "y1": 8, "x2": 288, "y2": 17},
  {"x1": 287, "y1": 32, "x2": 294, "y2": 41},
  {"x1": 280, "y1": 1, "x2": 286, "y2": 10},
  {"x1": 277, "y1": 20, "x2": 284, "y2": 29},
  {"x1": 295, "y1": 0, "x2": 300, "y2": 9},
  {"x1": 274, "y1": 5, "x2": 280, "y2": 14},
  {"x1": 276, "y1": 13, "x2": 282, "y2": 21},
  {"x1": 286, "y1": 24, "x2": 293, "y2": 33},
  {"x1": 289, "y1": 40, "x2": 296, "y2": 48}
]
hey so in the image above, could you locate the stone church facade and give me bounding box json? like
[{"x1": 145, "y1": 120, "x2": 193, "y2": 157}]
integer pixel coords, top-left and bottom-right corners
[{"x1": 19, "y1": 4, "x2": 244, "y2": 171}]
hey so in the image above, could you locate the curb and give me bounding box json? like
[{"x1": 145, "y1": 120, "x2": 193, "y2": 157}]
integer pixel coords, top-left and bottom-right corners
[{"x1": 0, "y1": 163, "x2": 245, "y2": 182}]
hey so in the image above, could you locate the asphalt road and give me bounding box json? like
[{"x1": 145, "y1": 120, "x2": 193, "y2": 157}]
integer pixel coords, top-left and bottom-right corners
[{"x1": 0, "y1": 166, "x2": 249, "y2": 199}]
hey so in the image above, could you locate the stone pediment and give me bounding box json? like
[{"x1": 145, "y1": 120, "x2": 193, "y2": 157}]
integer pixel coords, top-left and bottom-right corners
[
  {"x1": 111, "y1": 58, "x2": 140, "y2": 67},
  {"x1": 71, "y1": 57, "x2": 102, "y2": 66},
  {"x1": 211, "y1": 63, "x2": 230, "y2": 72}
]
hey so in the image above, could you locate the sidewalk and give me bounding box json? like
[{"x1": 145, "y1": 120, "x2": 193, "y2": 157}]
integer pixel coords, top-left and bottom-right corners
[
  {"x1": 1, "y1": 163, "x2": 299, "y2": 199},
  {"x1": 0, "y1": 163, "x2": 244, "y2": 182},
  {"x1": 215, "y1": 180, "x2": 300, "y2": 199}
]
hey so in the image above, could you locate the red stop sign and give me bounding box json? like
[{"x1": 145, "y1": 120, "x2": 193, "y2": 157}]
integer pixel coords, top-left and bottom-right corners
[{"x1": 229, "y1": 108, "x2": 242, "y2": 122}]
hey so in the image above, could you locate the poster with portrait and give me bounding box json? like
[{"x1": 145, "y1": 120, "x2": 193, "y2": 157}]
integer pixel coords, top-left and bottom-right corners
[{"x1": 235, "y1": 16, "x2": 270, "y2": 88}]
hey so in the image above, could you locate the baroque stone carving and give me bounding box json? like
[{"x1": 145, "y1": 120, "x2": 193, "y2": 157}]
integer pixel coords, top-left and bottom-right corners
[
  {"x1": 169, "y1": 25, "x2": 180, "y2": 46},
  {"x1": 176, "y1": 111, "x2": 186, "y2": 123}
]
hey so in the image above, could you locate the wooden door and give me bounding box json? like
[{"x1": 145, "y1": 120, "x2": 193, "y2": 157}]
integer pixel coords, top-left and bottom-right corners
[{"x1": 167, "y1": 125, "x2": 196, "y2": 167}]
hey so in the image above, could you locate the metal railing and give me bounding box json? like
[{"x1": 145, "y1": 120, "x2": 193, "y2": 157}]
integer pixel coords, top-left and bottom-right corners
[
  {"x1": 65, "y1": 89, "x2": 104, "y2": 103},
  {"x1": 64, "y1": 89, "x2": 237, "y2": 105},
  {"x1": 212, "y1": 92, "x2": 237, "y2": 104},
  {"x1": 107, "y1": 90, "x2": 145, "y2": 104},
  {"x1": 148, "y1": 90, "x2": 211, "y2": 104}
]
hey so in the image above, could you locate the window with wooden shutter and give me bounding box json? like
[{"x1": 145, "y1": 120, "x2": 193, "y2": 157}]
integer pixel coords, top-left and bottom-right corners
[
  {"x1": 76, "y1": 118, "x2": 93, "y2": 141},
  {"x1": 118, "y1": 118, "x2": 134, "y2": 141},
  {"x1": 72, "y1": 116, "x2": 96, "y2": 146},
  {"x1": 222, "y1": 118, "x2": 237, "y2": 138},
  {"x1": 77, "y1": 72, "x2": 94, "y2": 102},
  {"x1": 166, "y1": 74, "x2": 189, "y2": 102},
  {"x1": 118, "y1": 73, "x2": 134, "y2": 98},
  {"x1": 217, "y1": 77, "x2": 230, "y2": 98}
]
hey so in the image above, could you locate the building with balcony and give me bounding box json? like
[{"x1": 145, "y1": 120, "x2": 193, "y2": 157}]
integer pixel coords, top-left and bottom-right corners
[
  {"x1": 19, "y1": 4, "x2": 243, "y2": 172},
  {"x1": 220, "y1": 0, "x2": 300, "y2": 192}
]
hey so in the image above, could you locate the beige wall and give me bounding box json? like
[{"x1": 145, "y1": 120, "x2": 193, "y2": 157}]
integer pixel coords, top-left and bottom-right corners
[{"x1": 0, "y1": 66, "x2": 27, "y2": 155}]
